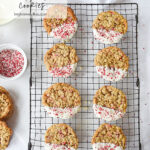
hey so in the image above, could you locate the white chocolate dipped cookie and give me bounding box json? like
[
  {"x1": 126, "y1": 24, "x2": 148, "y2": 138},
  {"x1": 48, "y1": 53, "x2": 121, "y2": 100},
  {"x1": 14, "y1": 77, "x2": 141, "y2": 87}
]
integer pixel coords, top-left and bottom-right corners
[
  {"x1": 43, "y1": 5, "x2": 78, "y2": 42},
  {"x1": 42, "y1": 83, "x2": 81, "y2": 119},
  {"x1": 44, "y1": 44, "x2": 78, "y2": 78},
  {"x1": 92, "y1": 124, "x2": 126, "y2": 150},
  {"x1": 92, "y1": 11, "x2": 128, "y2": 44},
  {"x1": 45, "y1": 124, "x2": 78, "y2": 150},
  {"x1": 93, "y1": 86, "x2": 127, "y2": 121},
  {"x1": 94, "y1": 46, "x2": 129, "y2": 82}
]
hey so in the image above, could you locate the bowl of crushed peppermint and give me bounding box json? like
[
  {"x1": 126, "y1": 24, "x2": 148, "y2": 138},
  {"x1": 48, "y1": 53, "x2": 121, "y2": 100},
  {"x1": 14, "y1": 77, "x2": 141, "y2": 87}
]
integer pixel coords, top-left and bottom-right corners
[{"x1": 0, "y1": 43, "x2": 27, "y2": 80}]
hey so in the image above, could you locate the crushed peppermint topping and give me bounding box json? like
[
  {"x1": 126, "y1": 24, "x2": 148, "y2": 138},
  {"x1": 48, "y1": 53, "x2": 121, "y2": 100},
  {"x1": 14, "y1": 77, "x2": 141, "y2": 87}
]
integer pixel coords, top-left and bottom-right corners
[
  {"x1": 92, "y1": 143, "x2": 123, "y2": 150},
  {"x1": 93, "y1": 29, "x2": 123, "y2": 44},
  {"x1": 50, "y1": 21, "x2": 78, "y2": 42},
  {"x1": 96, "y1": 66, "x2": 127, "y2": 82},
  {"x1": 45, "y1": 143, "x2": 75, "y2": 150},
  {"x1": 49, "y1": 63, "x2": 77, "y2": 78},
  {"x1": 44, "y1": 105, "x2": 80, "y2": 119},
  {"x1": 0, "y1": 49, "x2": 24, "y2": 77},
  {"x1": 93, "y1": 104, "x2": 125, "y2": 121}
]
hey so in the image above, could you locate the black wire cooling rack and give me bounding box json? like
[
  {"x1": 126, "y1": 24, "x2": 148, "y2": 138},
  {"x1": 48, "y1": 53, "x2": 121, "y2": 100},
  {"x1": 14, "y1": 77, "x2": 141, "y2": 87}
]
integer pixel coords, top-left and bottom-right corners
[{"x1": 29, "y1": 3, "x2": 140, "y2": 150}]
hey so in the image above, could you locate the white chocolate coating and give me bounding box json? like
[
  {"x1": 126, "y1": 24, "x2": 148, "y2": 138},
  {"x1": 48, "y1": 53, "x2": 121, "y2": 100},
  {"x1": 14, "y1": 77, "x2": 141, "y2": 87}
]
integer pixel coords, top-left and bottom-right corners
[
  {"x1": 93, "y1": 104, "x2": 125, "y2": 121},
  {"x1": 96, "y1": 66, "x2": 127, "y2": 82},
  {"x1": 92, "y1": 143, "x2": 123, "y2": 150},
  {"x1": 45, "y1": 143, "x2": 75, "y2": 150},
  {"x1": 44, "y1": 105, "x2": 80, "y2": 119},
  {"x1": 50, "y1": 21, "x2": 78, "y2": 42},
  {"x1": 93, "y1": 28, "x2": 124, "y2": 44},
  {"x1": 49, "y1": 63, "x2": 77, "y2": 78}
]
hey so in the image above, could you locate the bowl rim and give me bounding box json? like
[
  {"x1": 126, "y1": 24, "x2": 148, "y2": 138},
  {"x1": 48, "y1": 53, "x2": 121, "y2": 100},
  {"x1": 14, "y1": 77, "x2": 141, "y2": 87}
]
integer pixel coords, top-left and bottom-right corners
[{"x1": 0, "y1": 43, "x2": 27, "y2": 81}]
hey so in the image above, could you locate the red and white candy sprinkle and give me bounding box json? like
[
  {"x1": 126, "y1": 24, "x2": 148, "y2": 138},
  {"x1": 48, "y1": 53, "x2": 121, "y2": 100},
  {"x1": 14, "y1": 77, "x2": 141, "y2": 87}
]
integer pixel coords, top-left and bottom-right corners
[
  {"x1": 49, "y1": 63, "x2": 77, "y2": 78},
  {"x1": 45, "y1": 143, "x2": 75, "y2": 150},
  {"x1": 44, "y1": 105, "x2": 80, "y2": 119},
  {"x1": 92, "y1": 143, "x2": 123, "y2": 150},
  {"x1": 0, "y1": 49, "x2": 24, "y2": 77},
  {"x1": 93, "y1": 28, "x2": 123, "y2": 44},
  {"x1": 96, "y1": 66, "x2": 127, "y2": 82},
  {"x1": 50, "y1": 21, "x2": 78, "y2": 42},
  {"x1": 93, "y1": 104, "x2": 125, "y2": 121}
]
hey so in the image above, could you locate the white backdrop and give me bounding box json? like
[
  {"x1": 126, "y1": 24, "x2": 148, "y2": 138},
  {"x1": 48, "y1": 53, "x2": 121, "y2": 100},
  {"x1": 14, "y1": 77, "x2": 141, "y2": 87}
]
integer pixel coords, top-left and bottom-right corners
[{"x1": 0, "y1": 0, "x2": 150, "y2": 150}]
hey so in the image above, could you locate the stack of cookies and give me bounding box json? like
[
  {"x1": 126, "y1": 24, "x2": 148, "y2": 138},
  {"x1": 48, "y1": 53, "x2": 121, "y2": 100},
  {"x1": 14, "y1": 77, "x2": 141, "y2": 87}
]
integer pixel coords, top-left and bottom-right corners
[
  {"x1": 0, "y1": 86, "x2": 13, "y2": 149},
  {"x1": 42, "y1": 4, "x2": 129, "y2": 150}
]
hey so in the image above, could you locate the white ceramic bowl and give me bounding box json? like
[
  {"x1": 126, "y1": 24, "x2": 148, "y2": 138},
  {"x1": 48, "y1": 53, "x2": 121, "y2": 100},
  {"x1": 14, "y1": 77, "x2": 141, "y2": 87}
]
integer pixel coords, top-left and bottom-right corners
[{"x1": 0, "y1": 43, "x2": 27, "y2": 80}]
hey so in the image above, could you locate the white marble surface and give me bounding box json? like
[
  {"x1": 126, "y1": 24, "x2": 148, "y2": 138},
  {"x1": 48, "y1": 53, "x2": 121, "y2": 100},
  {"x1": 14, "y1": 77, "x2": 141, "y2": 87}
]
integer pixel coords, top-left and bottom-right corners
[
  {"x1": 0, "y1": 0, "x2": 150, "y2": 150},
  {"x1": 0, "y1": 18, "x2": 30, "y2": 150}
]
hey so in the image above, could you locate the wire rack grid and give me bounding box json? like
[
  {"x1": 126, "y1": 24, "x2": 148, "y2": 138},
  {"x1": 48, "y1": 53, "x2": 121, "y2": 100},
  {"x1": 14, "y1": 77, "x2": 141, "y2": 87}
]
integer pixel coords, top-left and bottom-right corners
[{"x1": 29, "y1": 3, "x2": 140, "y2": 150}]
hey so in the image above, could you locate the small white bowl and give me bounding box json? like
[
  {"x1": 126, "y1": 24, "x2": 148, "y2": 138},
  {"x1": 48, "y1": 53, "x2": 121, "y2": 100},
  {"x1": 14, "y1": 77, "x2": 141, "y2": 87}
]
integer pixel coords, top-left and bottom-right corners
[{"x1": 0, "y1": 43, "x2": 27, "y2": 80}]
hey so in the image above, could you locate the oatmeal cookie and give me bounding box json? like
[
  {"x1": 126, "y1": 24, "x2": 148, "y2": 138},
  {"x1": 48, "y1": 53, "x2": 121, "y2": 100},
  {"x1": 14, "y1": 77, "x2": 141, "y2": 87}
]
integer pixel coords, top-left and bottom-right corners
[
  {"x1": 94, "y1": 46, "x2": 129, "y2": 82},
  {"x1": 0, "y1": 121, "x2": 12, "y2": 150},
  {"x1": 93, "y1": 86, "x2": 127, "y2": 121},
  {"x1": 92, "y1": 123, "x2": 126, "y2": 150},
  {"x1": 43, "y1": 5, "x2": 78, "y2": 42},
  {"x1": 45, "y1": 124, "x2": 78, "y2": 150},
  {"x1": 42, "y1": 83, "x2": 81, "y2": 119},
  {"x1": 44, "y1": 43, "x2": 78, "y2": 78},
  {"x1": 92, "y1": 11, "x2": 128, "y2": 44},
  {"x1": 0, "y1": 86, "x2": 13, "y2": 120}
]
